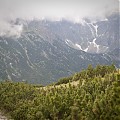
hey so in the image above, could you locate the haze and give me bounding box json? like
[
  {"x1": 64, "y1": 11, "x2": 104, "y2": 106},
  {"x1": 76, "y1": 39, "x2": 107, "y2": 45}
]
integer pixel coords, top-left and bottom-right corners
[{"x1": 0, "y1": 0, "x2": 119, "y2": 37}]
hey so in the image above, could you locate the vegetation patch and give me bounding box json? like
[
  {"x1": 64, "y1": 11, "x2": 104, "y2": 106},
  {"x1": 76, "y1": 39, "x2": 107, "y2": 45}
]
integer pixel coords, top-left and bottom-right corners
[{"x1": 0, "y1": 65, "x2": 120, "y2": 120}]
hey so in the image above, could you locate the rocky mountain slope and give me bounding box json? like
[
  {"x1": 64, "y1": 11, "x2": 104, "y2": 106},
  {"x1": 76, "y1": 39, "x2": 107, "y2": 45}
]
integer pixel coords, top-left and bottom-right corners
[
  {"x1": 0, "y1": 13, "x2": 119, "y2": 85},
  {"x1": 23, "y1": 13, "x2": 118, "y2": 54}
]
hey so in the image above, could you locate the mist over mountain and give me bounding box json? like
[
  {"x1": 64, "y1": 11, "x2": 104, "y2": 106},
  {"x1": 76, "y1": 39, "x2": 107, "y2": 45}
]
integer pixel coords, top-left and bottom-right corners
[
  {"x1": 0, "y1": 13, "x2": 119, "y2": 85},
  {"x1": 0, "y1": 0, "x2": 118, "y2": 37},
  {"x1": 0, "y1": 0, "x2": 119, "y2": 84}
]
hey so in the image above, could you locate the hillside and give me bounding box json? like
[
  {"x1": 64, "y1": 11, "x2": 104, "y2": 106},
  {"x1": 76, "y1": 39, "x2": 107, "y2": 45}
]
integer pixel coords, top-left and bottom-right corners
[
  {"x1": 0, "y1": 65, "x2": 120, "y2": 120},
  {"x1": 0, "y1": 13, "x2": 119, "y2": 85}
]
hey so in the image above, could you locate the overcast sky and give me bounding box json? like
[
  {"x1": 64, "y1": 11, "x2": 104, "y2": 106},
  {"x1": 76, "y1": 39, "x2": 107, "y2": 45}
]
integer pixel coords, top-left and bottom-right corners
[{"x1": 0, "y1": 0, "x2": 119, "y2": 37}]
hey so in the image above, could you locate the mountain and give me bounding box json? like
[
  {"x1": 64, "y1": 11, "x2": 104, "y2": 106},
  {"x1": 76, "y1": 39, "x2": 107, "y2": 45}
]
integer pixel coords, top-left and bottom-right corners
[
  {"x1": 0, "y1": 13, "x2": 119, "y2": 85},
  {"x1": 24, "y1": 13, "x2": 118, "y2": 54}
]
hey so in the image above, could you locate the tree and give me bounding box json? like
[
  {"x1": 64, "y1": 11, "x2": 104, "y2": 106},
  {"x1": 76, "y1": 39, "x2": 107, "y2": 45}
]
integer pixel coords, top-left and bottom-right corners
[{"x1": 87, "y1": 64, "x2": 95, "y2": 78}]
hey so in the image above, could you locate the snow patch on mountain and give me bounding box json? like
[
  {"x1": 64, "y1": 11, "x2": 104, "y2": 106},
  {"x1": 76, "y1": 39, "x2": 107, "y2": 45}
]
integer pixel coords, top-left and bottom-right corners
[{"x1": 75, "y1": 44, "x2": 83, "y2": 50}]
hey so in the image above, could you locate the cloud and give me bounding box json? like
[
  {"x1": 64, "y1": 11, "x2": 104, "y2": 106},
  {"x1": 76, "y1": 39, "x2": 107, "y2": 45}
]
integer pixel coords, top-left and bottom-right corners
[
  {"x1": 0, "y1": 19, "x2": 23, "y2": 37},
  {"x1": 0, "y1": 0, "x2": 119, "y2": 37}
]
